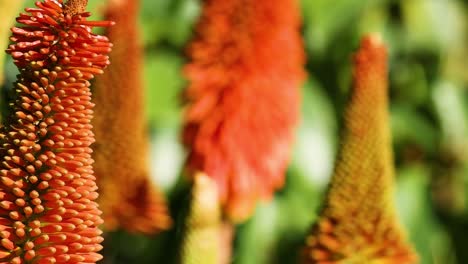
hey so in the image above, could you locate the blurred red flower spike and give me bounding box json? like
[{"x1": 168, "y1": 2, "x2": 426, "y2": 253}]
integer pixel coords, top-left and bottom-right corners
[{"x1": 182, "y1": 0, "x2": 306, "y2": 222}]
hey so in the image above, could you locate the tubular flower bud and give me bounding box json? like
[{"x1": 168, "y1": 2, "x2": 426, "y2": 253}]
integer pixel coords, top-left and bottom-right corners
[
  {"x1": 0, "y1": 0, "x2": 112, "y2": 263},
  {"x1": 182, "y1": 0, "x2": 306, "y2": 222},
  {"x1": 92, "y1": 0, "x2": 171, "y2": 234},
  {"x1": 301, "y1": 34, "x2": 418, "y2": 264}
]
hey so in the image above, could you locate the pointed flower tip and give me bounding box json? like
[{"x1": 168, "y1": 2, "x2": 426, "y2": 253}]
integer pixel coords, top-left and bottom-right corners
[
  {"x1": 353, "y1": 33, "x2": 388, "y2": 93},
  {"x1": 194, "y1": 172, "x2": 217, "y2": 192},
  {"x1": 192, "y1": 172, "x2": 221, "y2": 222},
  {"x1": 191, "y1": 172, "x2": 251, "y2": 223},
  {"x1": 357, "y1": 32, "x2": 387, "y2": 59},
  {"x1": 356, "y1": 33, "x2": 387, "y2": 60},
  {"x1": 364, "y1": 32, "x2": 383, "y2": 46}
]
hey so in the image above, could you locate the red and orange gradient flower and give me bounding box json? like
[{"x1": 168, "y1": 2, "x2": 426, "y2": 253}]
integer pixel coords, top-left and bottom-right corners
[
  {"x1": 92, "y1": 0, "x2": 172, "y2": 234},
  {"x1": 301, "y1": 34, "x2": 417, "y2": 264},
  {"x1": 182, "y1": 0, "x2": 305, "y2": 222},
  {"x1": 0, "y1": 0, "x2": 112, "y2": 262}
]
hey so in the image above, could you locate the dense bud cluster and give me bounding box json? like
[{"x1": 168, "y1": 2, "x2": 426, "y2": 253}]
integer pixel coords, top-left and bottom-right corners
[
  {"x1": 302, "y1": 35, "x2": 417, "y2": 264},
  {"x1": 0, "y1": 0, "x2": 112, "y2": 263}
]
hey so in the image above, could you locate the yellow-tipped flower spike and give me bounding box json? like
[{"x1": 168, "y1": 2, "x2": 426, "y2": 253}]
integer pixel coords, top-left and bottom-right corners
[
  {"x1": 302, "y1": 34, "x2": 418, "y2": 264},
  {"x1": 0, "y1": 0, "x2": 25, "y2": 87},
  {"x1": 180, "y1": 173, "x2": 234, "y2": 264}
]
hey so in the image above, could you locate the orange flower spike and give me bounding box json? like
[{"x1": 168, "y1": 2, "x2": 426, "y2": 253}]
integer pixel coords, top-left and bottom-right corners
[
  {"x1": 302, "y1": 34, "x2": 418, "y2": 264},
  {"x1": 1, "y1": 0, "x2": 112, "y2": 263},
  {"x1": 92, "y1": 0, "x2": 172, "y2": 234},
  {"x1": 183, "y1": 0, "x2": 306, "y2": 222}
]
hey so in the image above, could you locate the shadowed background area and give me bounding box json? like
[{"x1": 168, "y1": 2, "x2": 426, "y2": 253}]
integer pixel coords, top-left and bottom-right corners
[{"x1": 1, "y1": 0, "x2": 468, "y2": 263}]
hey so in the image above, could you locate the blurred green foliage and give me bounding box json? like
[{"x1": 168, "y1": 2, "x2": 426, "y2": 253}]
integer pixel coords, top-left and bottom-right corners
[{"x1": 2, "y1": 0, "x2": 468, "y2": 263}]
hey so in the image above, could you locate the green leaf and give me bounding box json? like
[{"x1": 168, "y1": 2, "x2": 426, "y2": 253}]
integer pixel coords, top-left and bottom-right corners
[{"x1": 144, "y1": 51, "x2": 185, "y2": 128}]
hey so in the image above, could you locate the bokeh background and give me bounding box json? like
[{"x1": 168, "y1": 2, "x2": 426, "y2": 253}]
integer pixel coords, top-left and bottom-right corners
[{"x1": 1, "y1": 0, "x2": 468, "y2": 263}]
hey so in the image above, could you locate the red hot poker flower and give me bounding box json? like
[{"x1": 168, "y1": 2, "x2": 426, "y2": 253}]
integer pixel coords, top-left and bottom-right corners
[
  {"x1": 301, "y1": 34, "x2": 417, "y2": 264},
  {"x1": 182, "y1": 0, "x2": 306, "y2": 222},
  {"x1": 1, "y1": 0, "x2": 112, "y2": 263}
]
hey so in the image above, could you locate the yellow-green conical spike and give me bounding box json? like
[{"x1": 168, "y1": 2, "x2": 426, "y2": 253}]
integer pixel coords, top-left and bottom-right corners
[{"x1": 302, "y1": 34, "x2": 418, "y2": 264}]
